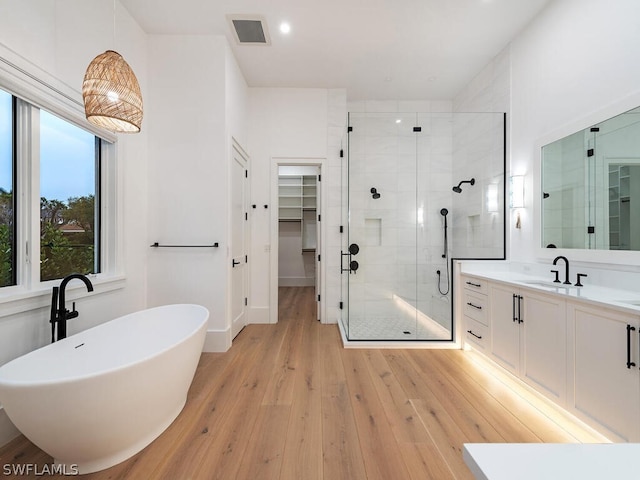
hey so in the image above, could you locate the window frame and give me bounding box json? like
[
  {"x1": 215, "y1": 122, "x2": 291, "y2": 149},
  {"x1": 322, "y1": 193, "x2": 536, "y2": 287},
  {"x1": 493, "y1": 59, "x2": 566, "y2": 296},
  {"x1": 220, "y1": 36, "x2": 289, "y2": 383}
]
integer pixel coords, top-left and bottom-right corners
[
  {"x1": 0, "y1": 48, "x2": 124, "y2": 314},
  {"x1": 38, "y1": 108, "x2": 103, "y2": 282}
]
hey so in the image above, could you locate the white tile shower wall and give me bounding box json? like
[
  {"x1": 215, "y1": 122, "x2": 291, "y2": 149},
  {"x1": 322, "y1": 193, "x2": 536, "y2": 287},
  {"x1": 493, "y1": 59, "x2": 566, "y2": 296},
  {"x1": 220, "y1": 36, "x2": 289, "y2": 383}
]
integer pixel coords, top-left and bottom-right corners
[
  {"x1": 453, "y1": 48, "x2": 509, "y2": 260},
  {"x1": 451, "y1": 112, "x2": 505, "y2": 258}
]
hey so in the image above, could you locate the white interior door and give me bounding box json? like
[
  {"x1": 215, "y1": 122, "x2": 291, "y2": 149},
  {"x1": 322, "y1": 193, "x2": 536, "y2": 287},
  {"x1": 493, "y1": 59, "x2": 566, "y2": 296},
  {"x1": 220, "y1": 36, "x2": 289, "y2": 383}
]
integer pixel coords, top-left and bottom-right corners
[{"x1": 231, "y1": 145, "x2": 248, "y2": 338}]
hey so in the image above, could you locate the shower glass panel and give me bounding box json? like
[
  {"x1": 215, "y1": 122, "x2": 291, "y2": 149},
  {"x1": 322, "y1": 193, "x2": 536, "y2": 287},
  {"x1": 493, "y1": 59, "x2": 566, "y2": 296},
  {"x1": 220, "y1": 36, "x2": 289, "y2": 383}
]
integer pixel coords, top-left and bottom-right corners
[
  {"x1": 346, "y1": 112, "x2": 419, "y2": 340},
  {"x1": 344, "y1": 111, "x2": 505, "y2": 342}
]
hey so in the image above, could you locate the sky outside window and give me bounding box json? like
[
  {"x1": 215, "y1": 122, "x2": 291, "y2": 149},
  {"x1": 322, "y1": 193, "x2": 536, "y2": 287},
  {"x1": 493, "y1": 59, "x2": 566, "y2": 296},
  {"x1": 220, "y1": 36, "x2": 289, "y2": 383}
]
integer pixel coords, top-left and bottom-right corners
[
  {"x1": 0, "y1": 89, "x2": 11, "y2": 193},
  {"x1": 40, "y1": 110, "x2": 95, "y2": 202},
  {"x1": 0, "y1": 89, "x2": 13, "y2": 287}
]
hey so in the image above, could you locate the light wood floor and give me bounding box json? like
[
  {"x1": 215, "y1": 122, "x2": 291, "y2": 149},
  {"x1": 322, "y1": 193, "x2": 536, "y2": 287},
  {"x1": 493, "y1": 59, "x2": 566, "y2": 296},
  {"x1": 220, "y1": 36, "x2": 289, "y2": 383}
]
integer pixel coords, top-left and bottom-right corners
[{"x1": 0, "y1": 287, "x2": 601, "y2": 479}]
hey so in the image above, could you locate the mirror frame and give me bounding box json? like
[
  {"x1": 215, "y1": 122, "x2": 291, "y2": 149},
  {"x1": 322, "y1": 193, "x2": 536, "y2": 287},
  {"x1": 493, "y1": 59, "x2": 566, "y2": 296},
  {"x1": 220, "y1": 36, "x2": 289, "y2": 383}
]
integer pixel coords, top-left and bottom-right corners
[{"x1": 534, "y1": 90, "x2": 640, "y2": 266}]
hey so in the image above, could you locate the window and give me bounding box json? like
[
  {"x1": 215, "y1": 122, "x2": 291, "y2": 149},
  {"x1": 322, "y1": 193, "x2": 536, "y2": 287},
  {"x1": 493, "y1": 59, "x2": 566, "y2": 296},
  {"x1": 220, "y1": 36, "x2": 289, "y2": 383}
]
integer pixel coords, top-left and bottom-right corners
[
  {"x1": 0, "y1": 84, "x2": 114, "y2": 292},
  {"x1": 40, "y1": 111, "x2": 100, "y2": 281},
  {"x1": 0, "y1": 89, "x2": 14, "y2": 287}
]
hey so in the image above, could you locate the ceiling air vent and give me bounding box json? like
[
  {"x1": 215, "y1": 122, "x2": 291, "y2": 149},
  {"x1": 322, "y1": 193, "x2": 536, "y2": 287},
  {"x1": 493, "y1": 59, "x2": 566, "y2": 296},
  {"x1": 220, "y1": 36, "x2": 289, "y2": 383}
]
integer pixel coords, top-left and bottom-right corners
[{"x1": 227, "y1": 15, "x2": 271, "y2": 45}]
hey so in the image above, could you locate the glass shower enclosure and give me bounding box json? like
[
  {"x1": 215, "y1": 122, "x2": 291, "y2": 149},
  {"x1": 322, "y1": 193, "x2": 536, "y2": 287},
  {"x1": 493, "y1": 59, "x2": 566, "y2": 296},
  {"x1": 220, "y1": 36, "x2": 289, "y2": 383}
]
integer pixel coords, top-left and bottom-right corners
[{"x1": 340, "y1": 111, "x2": 505, "y2": 342}]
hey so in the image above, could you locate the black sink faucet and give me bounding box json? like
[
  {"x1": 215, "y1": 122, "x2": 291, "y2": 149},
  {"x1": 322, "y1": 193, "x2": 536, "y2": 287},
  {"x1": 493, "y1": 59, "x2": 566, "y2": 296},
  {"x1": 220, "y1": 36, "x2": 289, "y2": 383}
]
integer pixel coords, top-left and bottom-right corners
[
  {"x1": 49, "y1": 273, "x2": 94, "y2": 342},
  {"x1": 552, "y1": 256, "x2": 571, "y2": 285}
]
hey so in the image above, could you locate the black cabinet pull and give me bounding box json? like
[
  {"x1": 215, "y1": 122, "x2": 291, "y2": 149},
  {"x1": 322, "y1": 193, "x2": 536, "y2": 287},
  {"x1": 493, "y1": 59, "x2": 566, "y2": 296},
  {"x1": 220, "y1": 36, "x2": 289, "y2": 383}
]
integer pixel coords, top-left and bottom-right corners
[
  {"x1": 512, "y1": 294, "x2": 518, "y2": 322},
  {"x1": 466, "y1": 281, "x2": 481, "y2": 288},
  {"x1": 467, "y1": 330, "x2": 482, "y2": 340},
  {"x1": 466, "y1": 302, "x2": 482, "y2": 310},
  {"x1": 518, "y1": 295, "x2": 524, "y2": 324},
  {"x1": 627, "y1": 324, "x2": 637, "y2": 369}
]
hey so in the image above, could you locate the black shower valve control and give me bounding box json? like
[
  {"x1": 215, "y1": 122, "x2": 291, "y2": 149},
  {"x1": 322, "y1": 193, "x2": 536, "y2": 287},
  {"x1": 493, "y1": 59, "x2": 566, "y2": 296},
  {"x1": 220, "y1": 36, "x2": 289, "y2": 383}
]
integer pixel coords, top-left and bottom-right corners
[{"x1": 341, "y1": 244, "x2": 360, "y2": 274}]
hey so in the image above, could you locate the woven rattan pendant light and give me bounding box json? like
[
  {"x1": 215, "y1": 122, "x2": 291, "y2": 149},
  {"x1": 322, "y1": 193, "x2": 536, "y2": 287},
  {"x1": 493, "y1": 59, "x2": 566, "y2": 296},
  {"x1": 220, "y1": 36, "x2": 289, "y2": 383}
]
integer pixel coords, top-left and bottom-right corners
[{"x1": 82, "y1": 50, "x2": 143, "y2": 133}]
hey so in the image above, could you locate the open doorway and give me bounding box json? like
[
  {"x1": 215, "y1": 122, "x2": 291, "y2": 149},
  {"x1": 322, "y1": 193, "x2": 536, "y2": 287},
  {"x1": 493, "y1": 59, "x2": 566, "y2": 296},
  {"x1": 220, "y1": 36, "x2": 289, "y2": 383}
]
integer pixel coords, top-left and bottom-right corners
[{"x1": 271, "y1": 160, "x2": 324, "y2": 323}]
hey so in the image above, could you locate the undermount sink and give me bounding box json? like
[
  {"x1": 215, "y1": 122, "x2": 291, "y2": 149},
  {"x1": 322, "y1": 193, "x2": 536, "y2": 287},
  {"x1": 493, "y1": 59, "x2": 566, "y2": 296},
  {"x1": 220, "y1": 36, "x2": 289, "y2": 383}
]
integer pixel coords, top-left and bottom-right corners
[{"x1": 522, "y1": 280, "x2": 571, "y2": 290}]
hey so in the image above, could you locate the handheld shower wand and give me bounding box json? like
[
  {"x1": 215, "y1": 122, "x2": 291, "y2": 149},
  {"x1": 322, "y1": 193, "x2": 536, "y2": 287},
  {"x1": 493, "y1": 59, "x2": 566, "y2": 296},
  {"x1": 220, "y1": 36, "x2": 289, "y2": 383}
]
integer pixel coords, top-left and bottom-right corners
[
  {"x1": 437, "y1": 208, "x2": 450, "y2": 295},
  {"x1": 439, "y1": 208, "x2": 448, "y2": 258}
]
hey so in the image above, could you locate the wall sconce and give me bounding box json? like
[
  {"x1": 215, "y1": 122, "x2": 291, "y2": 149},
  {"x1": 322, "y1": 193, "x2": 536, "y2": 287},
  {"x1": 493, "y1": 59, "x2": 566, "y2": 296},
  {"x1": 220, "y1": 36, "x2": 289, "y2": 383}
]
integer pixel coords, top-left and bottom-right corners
[
  {"x1": 510, "y1": 175, "x2": 525, "y2": 209},
  {"x1": 510, "y1": 175, "x2": 525, "y2": 229},
  {"x1": 486, "y1": 184, "x2": 499, "y2": 213}
]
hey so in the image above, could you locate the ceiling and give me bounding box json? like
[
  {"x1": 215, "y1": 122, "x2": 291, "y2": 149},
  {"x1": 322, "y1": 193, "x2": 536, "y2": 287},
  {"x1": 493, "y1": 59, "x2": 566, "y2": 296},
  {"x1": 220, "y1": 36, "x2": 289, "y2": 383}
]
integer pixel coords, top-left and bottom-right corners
[{"x1": 120, "y1": 0, "x2": 553, "y2": 100}]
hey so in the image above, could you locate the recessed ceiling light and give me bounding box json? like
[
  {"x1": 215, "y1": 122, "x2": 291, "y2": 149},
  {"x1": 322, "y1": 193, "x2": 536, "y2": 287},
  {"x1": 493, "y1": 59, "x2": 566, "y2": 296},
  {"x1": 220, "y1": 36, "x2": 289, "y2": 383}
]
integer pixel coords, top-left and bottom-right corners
[{"x1": 279, "y1": 22, "x2": 291, "y2": 34}]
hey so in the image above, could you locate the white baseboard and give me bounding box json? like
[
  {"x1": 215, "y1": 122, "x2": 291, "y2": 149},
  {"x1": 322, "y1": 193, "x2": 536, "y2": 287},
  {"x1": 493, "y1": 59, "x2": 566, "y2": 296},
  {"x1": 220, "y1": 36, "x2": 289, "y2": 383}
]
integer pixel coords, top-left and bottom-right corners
[
  {"x1": 278, "y1": 277, "x2": 315, "y2": 287},
  {"x1": 0, "y1": 406, "x2": 20, "y2": 449},
  {"x1": 203, "y1": 328, "x2": 231, "y2": 352},
  {"x1": 248, "y1": 306, "x2": 271, "y2": 324}
]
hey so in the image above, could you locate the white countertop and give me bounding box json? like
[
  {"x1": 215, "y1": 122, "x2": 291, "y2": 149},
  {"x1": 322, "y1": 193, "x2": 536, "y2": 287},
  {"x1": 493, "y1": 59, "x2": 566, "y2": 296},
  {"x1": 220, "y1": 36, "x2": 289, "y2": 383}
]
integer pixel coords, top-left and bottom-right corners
[
  {"x1": 460, "y1": 267, "x2": 640, "y2": 316},
  {"x1": 463, "y1": 443, "x2": 640, "y2": 480}
]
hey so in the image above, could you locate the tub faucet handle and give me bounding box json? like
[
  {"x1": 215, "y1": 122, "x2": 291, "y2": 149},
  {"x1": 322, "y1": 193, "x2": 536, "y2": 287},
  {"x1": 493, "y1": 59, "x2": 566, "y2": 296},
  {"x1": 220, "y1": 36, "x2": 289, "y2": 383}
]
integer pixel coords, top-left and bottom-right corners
[
  {"x1": 65, "y1": 302, "x2": 80, "y2": 320},
  {"x1": 550, "y1": 269, "x2": 560, "y2": 283}
]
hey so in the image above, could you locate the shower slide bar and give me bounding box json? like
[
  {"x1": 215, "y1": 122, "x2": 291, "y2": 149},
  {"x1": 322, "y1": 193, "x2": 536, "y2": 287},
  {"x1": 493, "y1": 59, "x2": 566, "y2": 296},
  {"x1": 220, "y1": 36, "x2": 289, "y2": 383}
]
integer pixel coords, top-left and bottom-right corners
[{"x1": 150, "y1": 242, "x2": 219, "y2": 248}]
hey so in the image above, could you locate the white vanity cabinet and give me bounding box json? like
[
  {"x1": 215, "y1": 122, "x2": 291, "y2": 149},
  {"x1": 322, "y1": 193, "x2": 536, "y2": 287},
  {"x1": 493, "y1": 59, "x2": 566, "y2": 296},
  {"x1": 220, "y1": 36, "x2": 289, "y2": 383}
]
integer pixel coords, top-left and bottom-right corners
[
  {"x1": 488, "y1": 282, "x2": 567, "y2": 405},
  {"x1": 567, "y1": 301, "x2": 640, "y2": 442}
]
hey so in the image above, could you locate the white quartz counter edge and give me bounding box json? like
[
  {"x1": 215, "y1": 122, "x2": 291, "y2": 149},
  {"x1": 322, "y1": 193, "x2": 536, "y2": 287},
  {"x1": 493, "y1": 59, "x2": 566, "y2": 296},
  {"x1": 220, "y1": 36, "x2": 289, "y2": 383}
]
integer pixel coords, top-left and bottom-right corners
[
  {"x1": 460, "y1": 270, "x2": 640, "y2": 316},
  {"x1": 463, "y1": 443, "x2": 639, "y2": 480}
]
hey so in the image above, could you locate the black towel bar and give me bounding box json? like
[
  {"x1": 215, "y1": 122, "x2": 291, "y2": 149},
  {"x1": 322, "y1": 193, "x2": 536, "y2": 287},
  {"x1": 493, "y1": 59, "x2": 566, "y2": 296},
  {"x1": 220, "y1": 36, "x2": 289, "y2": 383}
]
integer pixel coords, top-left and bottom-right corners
[{"x1": 150, "y1": 242, "x2": 219, "y2": 248}]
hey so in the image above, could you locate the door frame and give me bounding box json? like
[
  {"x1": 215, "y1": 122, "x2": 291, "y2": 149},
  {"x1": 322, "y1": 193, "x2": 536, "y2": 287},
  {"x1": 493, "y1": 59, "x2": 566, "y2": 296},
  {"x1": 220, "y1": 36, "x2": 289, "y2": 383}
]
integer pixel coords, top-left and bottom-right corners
[
  {"x1": 229, "y1": 139, "x2": 250, "y2": 338},
  {"x1": 270, "y1": 157, "x2": 326, "y2": 324}
]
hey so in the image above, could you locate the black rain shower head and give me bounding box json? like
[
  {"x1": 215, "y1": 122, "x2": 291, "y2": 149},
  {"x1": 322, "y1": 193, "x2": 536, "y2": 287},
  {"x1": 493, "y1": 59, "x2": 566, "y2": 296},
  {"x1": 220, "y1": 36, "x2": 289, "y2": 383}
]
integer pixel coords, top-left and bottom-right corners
[
  {"x1": 370, "y1": 187, "x2": 381, "y2": 199},
  {"x1": 452, "y1": 178, "x2": 475, "y2": 193}
]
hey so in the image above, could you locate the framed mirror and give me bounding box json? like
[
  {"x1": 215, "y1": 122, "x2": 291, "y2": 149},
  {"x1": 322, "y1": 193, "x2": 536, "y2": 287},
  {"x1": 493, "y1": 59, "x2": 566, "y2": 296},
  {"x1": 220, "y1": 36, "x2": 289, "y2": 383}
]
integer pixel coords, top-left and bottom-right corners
[{"x1": 541, "y1": 106, "x2": 640, "y2": 250}]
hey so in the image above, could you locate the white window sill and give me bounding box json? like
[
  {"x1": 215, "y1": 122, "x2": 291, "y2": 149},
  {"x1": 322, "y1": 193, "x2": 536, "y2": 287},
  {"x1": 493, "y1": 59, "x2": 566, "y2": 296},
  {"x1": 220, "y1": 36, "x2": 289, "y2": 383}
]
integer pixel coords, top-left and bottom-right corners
[{"x1": 0, "y1": 274, "x2": 126, "y2": 320}]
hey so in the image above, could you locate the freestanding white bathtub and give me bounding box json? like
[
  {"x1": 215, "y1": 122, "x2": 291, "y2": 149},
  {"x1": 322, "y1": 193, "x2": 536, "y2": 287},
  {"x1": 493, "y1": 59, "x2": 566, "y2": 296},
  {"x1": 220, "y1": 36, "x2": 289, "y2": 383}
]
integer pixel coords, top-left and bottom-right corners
[{"x1": 0, "y1": 304, "x2": 208, "y2": 474}]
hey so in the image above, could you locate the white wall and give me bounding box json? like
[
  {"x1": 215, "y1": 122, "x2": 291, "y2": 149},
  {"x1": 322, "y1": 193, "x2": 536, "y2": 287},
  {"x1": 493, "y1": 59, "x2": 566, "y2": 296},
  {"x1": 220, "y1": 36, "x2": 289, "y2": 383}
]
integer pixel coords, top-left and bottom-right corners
[
  {"x1": 453, "y1": 49, "x2": 509, "y2": 260},
  {"x1": 146, "y1": 34, "x2": 248, "y2": 351},
  {"x1": 0, "y1": 0, "x2": 149, "y2": 445},
  {"x1": 508, "y1": 0, "x2": 640, "y2": 266},
  {"x1": 247, "y1": 88, "x2": 346, "y2": 324}
]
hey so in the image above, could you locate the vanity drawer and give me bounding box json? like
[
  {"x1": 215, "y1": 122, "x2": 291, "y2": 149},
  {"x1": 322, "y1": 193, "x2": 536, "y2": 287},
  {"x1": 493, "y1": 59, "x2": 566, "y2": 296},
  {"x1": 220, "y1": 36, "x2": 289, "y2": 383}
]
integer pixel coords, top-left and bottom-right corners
[
  {"x1": 464, "y1": 316, "x2": 488, "y2": 351},
  {"x1": 462, "y1": 275, "x2": 488, "y2": 295},
  {"x1": 463, "y1": 290, "x2": 488, "y2": 326}
]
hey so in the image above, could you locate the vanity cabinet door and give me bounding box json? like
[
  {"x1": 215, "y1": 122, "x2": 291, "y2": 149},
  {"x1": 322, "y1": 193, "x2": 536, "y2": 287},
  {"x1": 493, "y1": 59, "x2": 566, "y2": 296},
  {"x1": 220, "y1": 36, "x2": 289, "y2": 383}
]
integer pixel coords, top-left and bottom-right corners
[
  {"x1": 568, "y1": 302, "x2": 640, "y2": 442},
  {"x1": 489, "y1": 283, "x2": 520, "y2": 376},
  {"x1": 489, "y1": 283, "x2": 567, "y2": 403},
  {"x1": 520, "y1": 290, "x2": 566, "y2": 404}
]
